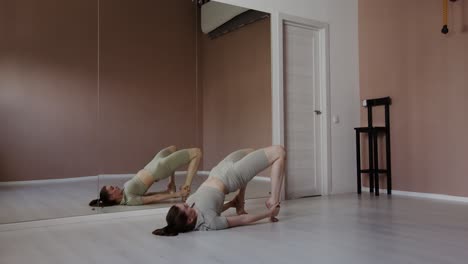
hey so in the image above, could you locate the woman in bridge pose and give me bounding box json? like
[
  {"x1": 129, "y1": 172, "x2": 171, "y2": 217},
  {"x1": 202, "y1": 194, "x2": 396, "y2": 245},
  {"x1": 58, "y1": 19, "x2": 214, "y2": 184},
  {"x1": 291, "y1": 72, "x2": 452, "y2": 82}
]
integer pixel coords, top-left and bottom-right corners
[
  {"x1": 89, "y1": 146, "x2": 201, "y2": 207},
  {"x1": 153, "y1": 145, "x2": 285, "y2": 236}
]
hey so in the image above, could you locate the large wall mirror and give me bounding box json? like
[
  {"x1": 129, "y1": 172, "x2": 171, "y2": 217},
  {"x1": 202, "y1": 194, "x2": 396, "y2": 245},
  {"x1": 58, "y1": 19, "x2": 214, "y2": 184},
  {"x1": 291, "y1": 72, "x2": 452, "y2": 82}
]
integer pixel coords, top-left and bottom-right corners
[
  {"x1": 0, "y1": 0, "x2": 272, "y2": 223},
  {"x1": 0, "y1": 0, "x2": 99, "y2": 223}
]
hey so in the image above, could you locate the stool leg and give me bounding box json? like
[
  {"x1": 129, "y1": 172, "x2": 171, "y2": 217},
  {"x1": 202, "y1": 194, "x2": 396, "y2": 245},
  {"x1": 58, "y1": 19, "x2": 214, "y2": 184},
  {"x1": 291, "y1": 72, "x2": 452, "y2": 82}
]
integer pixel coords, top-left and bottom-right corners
[
  {"x1": 385, "y1": 104, "x2": 392, "y2": 194},
  {"x1": 356, "y1": 131, "x2": 361, "y2": 194},
  {"x1": 368, "y1": 132, "x2": 374, "y2": 193},
  {"x1": 373, "y1": 131, "x2": 379, "y2": 196},
  {"x1": 386, "y1": 133, "x2": 392, "y2": 195}
]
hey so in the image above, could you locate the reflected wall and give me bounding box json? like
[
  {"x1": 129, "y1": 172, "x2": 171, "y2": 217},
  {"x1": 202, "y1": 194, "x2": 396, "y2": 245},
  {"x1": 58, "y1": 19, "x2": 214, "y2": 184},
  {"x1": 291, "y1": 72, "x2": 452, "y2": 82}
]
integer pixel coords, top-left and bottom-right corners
[
  {"x1": 200, "y1": 17, "x2": 271, "y2": 171},
  {"x1": 98, "y1": 0, "x2": 200, "y2": 174},
  {"x1": 0, "y1": 0, "x2": 98, "y2": 182},
  {"x1": 0, "y1": 0, "x2": 99, "y2": 223}
]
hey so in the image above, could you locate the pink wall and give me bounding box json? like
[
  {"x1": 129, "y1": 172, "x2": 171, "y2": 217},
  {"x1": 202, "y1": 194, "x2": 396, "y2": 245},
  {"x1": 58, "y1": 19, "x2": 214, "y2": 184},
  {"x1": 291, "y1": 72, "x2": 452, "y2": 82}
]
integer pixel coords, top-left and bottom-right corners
[
  {"x1": 200, "y1": 18, "x2": 272, "y2": 170},
  {"x1": 359, "y1": 0, "x2": 468, "y2": 196}
]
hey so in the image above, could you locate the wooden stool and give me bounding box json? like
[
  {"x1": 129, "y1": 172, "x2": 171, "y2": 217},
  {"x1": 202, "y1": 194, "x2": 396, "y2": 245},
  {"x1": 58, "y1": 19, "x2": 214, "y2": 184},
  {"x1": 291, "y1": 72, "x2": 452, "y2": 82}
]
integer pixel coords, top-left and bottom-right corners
[{"x1": 354, "y1": 97, "x2": 392, "y2": 196}]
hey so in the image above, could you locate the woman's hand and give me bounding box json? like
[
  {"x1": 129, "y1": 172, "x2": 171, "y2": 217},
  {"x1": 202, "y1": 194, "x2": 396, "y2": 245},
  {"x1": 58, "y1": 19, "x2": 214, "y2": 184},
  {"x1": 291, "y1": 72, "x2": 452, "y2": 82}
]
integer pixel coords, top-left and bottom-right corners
[
  {"x1": 179, "y1": 187, "x2": 190, "y2": 198},
  {"x1": 180, "y1": 185, "x2": 191, "y2": 202}
]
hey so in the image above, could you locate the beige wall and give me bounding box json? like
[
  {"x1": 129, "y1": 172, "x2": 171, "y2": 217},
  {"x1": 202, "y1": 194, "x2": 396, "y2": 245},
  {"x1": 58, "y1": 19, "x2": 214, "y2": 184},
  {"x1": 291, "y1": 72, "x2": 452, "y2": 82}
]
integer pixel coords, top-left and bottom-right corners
[
  {"x1": 200, "y1": 18, "x2": 272, "y2": 170},
  {"x1": 359, "y1": 0, "x2": 468, "y2": 196},
  {"x1": 0, "y1": 0, "x2": 199, "y2": 181}
]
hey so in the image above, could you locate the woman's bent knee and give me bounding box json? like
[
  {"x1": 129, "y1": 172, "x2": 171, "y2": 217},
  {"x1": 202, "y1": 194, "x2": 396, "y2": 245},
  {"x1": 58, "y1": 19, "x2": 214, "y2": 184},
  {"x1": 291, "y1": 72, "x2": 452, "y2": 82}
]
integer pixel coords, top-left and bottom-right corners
[
  {"x1": 189, "y1": 148, "x2": 202, "y2": 159},
  {"x1": 168, "y1": 145, "x2": 177, "y2": 152},
  {"x1": 272, "y1": 145, "x2": 286, "y2": 159},
  {"x1": 265, "y1": 145, "x2": 285, "y2": 162}
]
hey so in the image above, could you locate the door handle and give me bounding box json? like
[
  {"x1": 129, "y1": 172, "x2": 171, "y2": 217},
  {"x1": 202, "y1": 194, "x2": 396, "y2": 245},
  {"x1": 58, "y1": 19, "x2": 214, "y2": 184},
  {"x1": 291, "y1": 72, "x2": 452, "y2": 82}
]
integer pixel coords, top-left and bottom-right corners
[{"x1": 314, "y1": 110, "x2": 322, "y2": 115}]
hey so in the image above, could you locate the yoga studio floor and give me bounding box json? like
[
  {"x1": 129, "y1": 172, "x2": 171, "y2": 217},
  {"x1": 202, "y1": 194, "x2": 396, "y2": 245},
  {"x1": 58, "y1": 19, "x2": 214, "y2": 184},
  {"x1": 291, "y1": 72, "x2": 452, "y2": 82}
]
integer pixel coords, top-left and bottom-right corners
[
  {"x1": 1, "y1": 194, "x2": 468, "y2": 264},
  {"x1": 0, "y1": 173, "x2": 270, "y2": 223}
]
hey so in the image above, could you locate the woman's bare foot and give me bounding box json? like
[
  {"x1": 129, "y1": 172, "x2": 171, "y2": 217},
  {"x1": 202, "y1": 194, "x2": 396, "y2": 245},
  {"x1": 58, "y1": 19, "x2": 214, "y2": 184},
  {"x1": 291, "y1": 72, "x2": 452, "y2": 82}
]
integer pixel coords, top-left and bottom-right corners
[
  {"x1": 166, "y1": 183, "x2": 176, "y2": 194},
  {"x1": 266, "y1": 198, "x2": 281, "y2": 222},
  {"x1": 232, "y1": 195, "x2": 247, "y2": 215}
]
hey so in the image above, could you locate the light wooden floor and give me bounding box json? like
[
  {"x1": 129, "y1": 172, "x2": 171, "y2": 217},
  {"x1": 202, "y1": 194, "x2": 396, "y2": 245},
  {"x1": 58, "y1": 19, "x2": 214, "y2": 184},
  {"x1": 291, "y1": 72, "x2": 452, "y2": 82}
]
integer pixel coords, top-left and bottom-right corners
[
  {"x1": 1, "y1": 194, "x2": 468, "y2": 264},
  {"x1": 0, "y1": 174, "x2": 270, "y2": 224}
]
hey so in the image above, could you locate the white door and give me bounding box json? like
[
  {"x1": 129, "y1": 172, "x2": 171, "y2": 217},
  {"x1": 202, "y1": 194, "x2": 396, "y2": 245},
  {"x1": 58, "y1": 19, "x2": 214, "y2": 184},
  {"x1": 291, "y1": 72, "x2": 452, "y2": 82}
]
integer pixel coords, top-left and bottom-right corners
[{"x1": 284, "y1": 22, "x2": 322, "y2": 199}]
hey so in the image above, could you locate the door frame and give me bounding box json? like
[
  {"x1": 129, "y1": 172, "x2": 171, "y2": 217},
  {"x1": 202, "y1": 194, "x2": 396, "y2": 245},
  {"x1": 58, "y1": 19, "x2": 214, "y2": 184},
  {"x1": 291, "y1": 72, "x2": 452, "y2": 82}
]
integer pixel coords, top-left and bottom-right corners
[{"x1": 272, "y1": 13, "x2": 331, "y2": 197}]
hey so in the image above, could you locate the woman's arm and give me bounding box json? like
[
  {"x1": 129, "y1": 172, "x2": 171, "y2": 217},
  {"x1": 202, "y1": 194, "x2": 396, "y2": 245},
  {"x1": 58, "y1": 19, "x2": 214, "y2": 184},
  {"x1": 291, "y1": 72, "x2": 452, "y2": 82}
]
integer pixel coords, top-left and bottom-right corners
[
  {"x1": 226, "y1": 205, "x2": 280, "y2": 227},
  {"x1": 145, "y1": 190, "x2": 172, "y2": 195},
  {"x1": 222, "y1": 200, "x2": 235, "y2": 212}
]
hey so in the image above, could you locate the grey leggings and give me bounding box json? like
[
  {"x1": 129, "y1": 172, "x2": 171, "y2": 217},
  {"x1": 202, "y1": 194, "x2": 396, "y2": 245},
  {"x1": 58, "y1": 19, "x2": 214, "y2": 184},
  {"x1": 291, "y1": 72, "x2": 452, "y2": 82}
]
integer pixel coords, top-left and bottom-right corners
[
  {"x1": 123, "y1": 147, "x2": 190, "y2": 199},
  {"x1": 143, "y1": 147, "x2": 191, "y2": 182},
  {"x1": 209, "y1": 149, "x2": 270, "y2": 193}
]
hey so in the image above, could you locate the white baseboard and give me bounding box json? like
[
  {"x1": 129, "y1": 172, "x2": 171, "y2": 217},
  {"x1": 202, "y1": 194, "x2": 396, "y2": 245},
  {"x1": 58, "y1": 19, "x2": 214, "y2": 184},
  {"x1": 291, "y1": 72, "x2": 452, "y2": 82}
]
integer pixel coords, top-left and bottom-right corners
[
  {"x1": 362, "y1": 187, "x2": 468, "y2": 203},
  {"x1": 251, "y1": 176, "x2": 271, "y2": 182},
  {"x1": 0, "y1": 175, "x2": 99, "y2": 186},
  {"x1": 0, "y1": 171, "x2": 211, "y2": 186}
]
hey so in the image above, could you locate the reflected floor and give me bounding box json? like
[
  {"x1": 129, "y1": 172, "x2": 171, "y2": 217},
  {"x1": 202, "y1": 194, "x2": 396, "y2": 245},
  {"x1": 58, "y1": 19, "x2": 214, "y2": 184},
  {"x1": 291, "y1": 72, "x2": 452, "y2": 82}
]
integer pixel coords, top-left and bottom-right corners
[{"x1": 0, "y1": 173, "x2": 270, "y2": 224}]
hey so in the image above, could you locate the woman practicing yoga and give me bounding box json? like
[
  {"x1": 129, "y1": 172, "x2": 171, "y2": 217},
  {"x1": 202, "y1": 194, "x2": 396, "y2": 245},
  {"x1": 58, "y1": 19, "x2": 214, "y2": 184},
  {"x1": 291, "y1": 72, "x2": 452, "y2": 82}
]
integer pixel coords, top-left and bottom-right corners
[
  {"x1": 89, "y1": 146, "x2": 201, "y2": 207},
  {"x1": 153, "y1": 145, "x2": 285, "y2": 236}
]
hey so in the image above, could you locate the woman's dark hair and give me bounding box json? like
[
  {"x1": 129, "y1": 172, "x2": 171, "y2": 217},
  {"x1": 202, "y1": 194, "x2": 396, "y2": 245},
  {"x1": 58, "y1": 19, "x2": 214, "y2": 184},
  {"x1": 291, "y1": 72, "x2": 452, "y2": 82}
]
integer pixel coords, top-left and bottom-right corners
[
  {"x1": 152, "y1": 205, "x2": 196, "y2": 236},
  {"x1": 89, "y1": 186, "x2": 119, "y2": 207}
]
